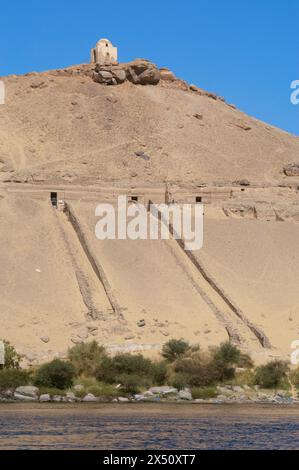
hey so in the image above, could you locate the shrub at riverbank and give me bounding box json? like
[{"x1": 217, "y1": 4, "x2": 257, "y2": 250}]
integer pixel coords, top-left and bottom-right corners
[{"x1": 0, "y1": 339, "x2": 298, "y2": 404}]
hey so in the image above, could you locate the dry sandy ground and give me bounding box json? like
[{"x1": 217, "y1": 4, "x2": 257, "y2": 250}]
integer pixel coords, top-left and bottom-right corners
[
  {"x1": 198, "y1": 213, "x2": 299, "y2": 359},
  {"x1": 0, "y1": 65, "x2": 299, "y2": 187}
]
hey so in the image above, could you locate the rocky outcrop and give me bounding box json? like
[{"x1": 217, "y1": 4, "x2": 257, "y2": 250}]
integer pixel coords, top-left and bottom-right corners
[
  {"x1": 254, "y1": 203, "x2": 276, "y2": 221},
  {"x1": 92, "y1": 59, "x2": 161, "y2": 86},
  {"x1": 275, "y1": 204, "x2": 299, "y2": 223},
  {"x1": 159, "y1": 67, "x2": 176, "y2": 81},
  {"x1": 232, "y1": 179, "x2": 250, "y2": 187},
  {"x1": 283, "y1": 163, "x2": 299, "y2": 176},
  {"x1": 93, "y1": 65, "x2": 126, "y2": 85},
  {"x1": 223, "y1": 203, "x2": 256, "y2": 219},
  {"x1": 224, "y1": 201, "x2": 299, "y2": 223},
  {"x1": 126, "y1": 60, "x2": 161, "y2": 85}
]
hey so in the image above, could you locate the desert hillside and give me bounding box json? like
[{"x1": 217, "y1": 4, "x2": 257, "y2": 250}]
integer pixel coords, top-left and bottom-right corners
[
  {"x1": 1, "y1": 60, "x2": 299, "y2": 186},
  {"x1": 0, "y1": 59, "x2": 299, "y2": 365}
]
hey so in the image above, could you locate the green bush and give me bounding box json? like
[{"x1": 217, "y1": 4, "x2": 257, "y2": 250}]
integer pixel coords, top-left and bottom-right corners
[
  {"x1": 0, "y1": 369, "x2": 30, "y2": 390},
  {"x1": 72, "y1": 380, "x2": 120, "y2": 399},
  {"x1": 95, "y1": 353, "x2": 153, "y2": 384},
  {"x1": 254, "y1": 360, "x2": 289, "y2": 389},
  {"x1": 213, "y1": 342, "x2": 241, "y2": 367},
  {"x1": 191, "y1": 386, "x2": 218, "y2": 399},
  {"x1": 1, "y1": 340, "x2": 21, "y2": 369},
  {"x1": 116, "y1": 374, "x2": 141, "y2": 394},
  {"x1": 73, "y1": 388, "x2": 87, "y2": 399},
  {"x1": 87, "y1": 383, "x2": 119, "y2": 398},
  {"x1": 74, "y1": 376, "x2": 98, "y2": 389},
  {"x1": 290, "y1": 367, "x2": 299, "y2": 390},
  {"x1": 169, "y1": 372, "x2": 191, "y2": 390},
  {"x1": 68, "y1": 341, "x2": 106, "y2": 377},
  {"x1": 38, "y1": 387, "x2": 66, "y2": 397},
  {"x1": 162, "y1": 339, "x2": 190, "y2": 362},
  {"x1": 209, "y1": 342, "x2": 244, "y2": 382},
  {"x1": 174, "y1": 352, "x2": 215, "y2": 387},
  {"x1": 34, "y1": 359, "x2": 76, "y2": 390},
  {"x1": 230, "y1": 369, "x2": 255, "y2": 387},
  {"x1": 237, "y1": 352, "x2": 254, "y2": 369},
  {"x1": 151, "y1": 361, "x2": 168, "y2": 386}
]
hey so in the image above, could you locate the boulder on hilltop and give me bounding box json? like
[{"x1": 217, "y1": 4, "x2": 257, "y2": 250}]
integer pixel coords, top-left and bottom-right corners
[{"x1": 92, "y1": 59, "x2": 161, "y2": 86}]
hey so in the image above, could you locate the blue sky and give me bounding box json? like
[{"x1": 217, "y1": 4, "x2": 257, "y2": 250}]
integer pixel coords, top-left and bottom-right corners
[{"x1": 0, "y1": 0, "x2": 298, "y2": 135}]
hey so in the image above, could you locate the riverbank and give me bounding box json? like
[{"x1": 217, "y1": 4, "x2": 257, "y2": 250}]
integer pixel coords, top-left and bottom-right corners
[{"x1": 1, "y1": 384, "x2": 298, "y2": 405}]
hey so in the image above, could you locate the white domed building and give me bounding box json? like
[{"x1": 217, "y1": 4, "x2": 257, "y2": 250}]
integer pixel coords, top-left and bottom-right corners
[{"x1": 90, "y1": 38, "x2": 118, "y2": 65}]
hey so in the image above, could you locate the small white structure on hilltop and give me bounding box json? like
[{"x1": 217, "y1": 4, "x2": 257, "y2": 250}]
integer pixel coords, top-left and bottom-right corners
[{"x1": 90, "y1": 38, "x2": 118, "y2": 65}]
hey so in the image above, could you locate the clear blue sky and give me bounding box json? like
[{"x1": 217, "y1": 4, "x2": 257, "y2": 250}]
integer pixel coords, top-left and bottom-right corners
[{"x1": 0, "y1": 0, "x2": 298, "y2": 135}]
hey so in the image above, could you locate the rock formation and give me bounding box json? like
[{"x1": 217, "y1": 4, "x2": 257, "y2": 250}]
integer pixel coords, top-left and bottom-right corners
[{"x1": 92, "y1": 59, "x2": 161, "y2": 86}]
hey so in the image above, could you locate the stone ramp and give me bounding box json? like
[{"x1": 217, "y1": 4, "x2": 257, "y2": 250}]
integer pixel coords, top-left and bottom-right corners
[{"x1": 70, "y1": 201, "x2": 229, "y2": 349}]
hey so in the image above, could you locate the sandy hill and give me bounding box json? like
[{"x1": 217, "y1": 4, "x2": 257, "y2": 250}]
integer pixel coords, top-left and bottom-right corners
[
  {"x1": 0, "y1": 59, "x2": 299, "y2": 365},
  {"x1": 0, "y1": 60, "x2": 299, "y2": 186}
]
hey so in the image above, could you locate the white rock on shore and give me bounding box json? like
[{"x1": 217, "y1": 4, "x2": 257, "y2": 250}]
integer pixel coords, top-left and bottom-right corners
[
  {"x1": 39, "y1": 394, "x2": 51, "y2": 402},
  {"x1": 14, "y1": 386, "x2": 39, "y2": 401},
  {"x1": 82, "y1": 393, "x2": 97, "y2": 402},
  {"x1": 149, "y1": 386, "x2": 178, "y2": 395}
]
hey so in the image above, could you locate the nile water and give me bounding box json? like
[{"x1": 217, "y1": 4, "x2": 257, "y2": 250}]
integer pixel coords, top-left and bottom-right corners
[{"x1": 0, "y1": 403, "x2": 298, "y2": 450}]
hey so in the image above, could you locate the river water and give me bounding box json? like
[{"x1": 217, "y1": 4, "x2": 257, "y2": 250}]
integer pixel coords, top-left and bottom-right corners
[{"x1": 0, "y1": 403, "x2": 298, "y2": 450}]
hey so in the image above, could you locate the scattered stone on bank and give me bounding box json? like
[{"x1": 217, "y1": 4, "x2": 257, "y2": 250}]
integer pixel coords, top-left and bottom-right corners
[
  {"x1": 52, "y1": 395, "x2": 62, "y2": 402},
  {"x1": 14, "y1": 386, "x2": 39, "y2": 401},
  {"x1": 149, "y1": 386, "x2": 178, "y2": 396},
  {"x1": 4, "y1": 386, "x2": 299, "y2": 404},
  {"x1": 137, "y1": 320, "x2": 146, "y2": 328},
  {"x1": 39, "y1": 394, "x2": 51, "y2": 402},
  {"x1": 232, "y1": 386, "x2": 244, "y2": 393},
  {"x1": 83, "y1": 393, "x2": 97, "y2": 402},
  {"x1": 178, "y1": 389, "x2": 193, "y2": 401},
  {"x1": 1, "y1": 390, "x2": 13, "y2": 399},
  {"x1": 118, "y1": 397, "x2": 130, "y2": 403},
  {"x1": 63, "y1": 392, "x2": 78, "y2": 403}
]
